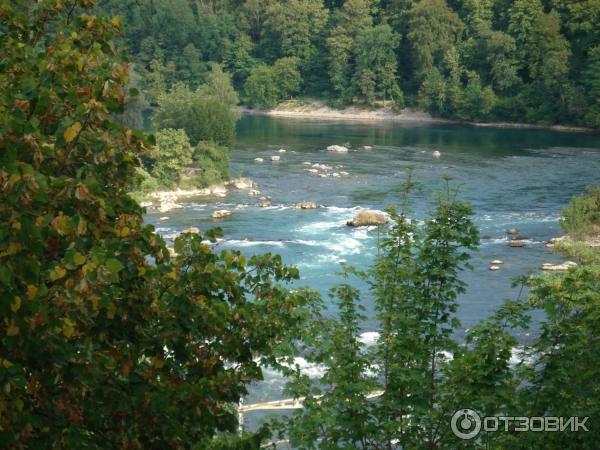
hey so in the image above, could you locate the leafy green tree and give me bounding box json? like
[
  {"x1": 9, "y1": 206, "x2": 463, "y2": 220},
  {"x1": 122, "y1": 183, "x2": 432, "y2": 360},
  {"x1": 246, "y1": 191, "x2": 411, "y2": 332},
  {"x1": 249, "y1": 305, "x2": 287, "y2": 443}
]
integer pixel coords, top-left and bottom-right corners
[
  {"x1": 148, "y1": 129, "x2": 194, "y2": 185},
  {"x1": 517, "y1": 266, "x2": 600, "y2": 449},
  {"x1": 283, "y1": 284, "x2": 378, "y2": 449},
  {"x1": 354, "y1": 25, "x2": 404, "y2": 106},
  {"x1": 507, "y1": 0, "x2": 544, "y2": 72},
  {"x1": 153, "y1": 83, "x2": 237, "y2": 147},
  {"x1": 272, "y1": 57, "x2": 303, "y2": 99},
  {"x1": 325, "y1": 0, "x2": 373, "y2": 98},
  {"x1": 407, "y1": 0, "x2": 464, "y2": 80},
  {"x1": 197, "y1": 63, "x2": 240, "y2": 108},
  {"x1": 418, "y1": 67, "x2": 449, "y2": 115},
  {"x1": 0, "y1": 2, "x2": 314, "y2": 448},
  {"x1": 263, "y1": 0, "x2": 328, "y2": 75},
  {"x1": 243, "y1": 64, "x2": 280, "y2": 108},
  {"x1": 583, "y1": 45, "x2": 600, "y2": 127},
  {"x1": 222, "y1": 34, "x2": 258, "y2": 89},
  {"x1": 524, "y1": 11, "x2": 573, "y2": 121}
]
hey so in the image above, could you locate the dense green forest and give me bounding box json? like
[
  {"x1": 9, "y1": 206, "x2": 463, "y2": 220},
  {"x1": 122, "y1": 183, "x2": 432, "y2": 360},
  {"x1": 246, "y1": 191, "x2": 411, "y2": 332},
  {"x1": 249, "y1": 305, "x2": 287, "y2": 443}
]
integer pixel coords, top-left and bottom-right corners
[
  {"x1": 97, "y1": 0, "x2": 600, "y2": 127},
  {"x1": 2, "y1": 1, "x2": 600, "y2": 449}
]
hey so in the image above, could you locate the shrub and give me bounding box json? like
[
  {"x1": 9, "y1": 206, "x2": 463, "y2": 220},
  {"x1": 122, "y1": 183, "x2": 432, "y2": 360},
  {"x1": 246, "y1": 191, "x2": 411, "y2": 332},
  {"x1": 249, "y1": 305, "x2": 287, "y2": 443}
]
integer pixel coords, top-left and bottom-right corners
[{"x1": 560, "y1": 186, "x2": 600, "y2": 239}]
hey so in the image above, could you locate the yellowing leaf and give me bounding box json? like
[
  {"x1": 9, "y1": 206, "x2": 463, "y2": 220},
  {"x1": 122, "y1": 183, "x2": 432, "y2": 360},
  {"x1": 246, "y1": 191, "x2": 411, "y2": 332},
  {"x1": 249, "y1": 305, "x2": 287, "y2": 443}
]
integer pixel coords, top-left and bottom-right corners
[
  {"x1": 61, "y1": 318, "x2": 75, "y2": 338},
  {"x1": 64, "y1": 122, "x2": 82, "y2": 143},
  {"x1": 106, "y1": 303, "x2": 116, "y2": 319},
  {"x1": 2, "y1": 359, "x2": 12, "y2": 369},
  {"x1": 73, "y1": 252, "x2": 86, "y2": 266},
  {"x1": 6, "y1": 322, "x2": 19, "y2": 336},
  {"x1": 26, "y1": 285, "x2": 37, "y2": 300},
  {"x1": 10, "y1": 297, "x2": 21, "y2": 313},
  {"x1": 111, "y1": 17, "x2": 121, "y2": 27},
  {"x1": 82, "y1": 261, "x2": 97, "y2": 275},
  {"x1": 49, "y1": 266, "x2": 67, "y2": 282}
]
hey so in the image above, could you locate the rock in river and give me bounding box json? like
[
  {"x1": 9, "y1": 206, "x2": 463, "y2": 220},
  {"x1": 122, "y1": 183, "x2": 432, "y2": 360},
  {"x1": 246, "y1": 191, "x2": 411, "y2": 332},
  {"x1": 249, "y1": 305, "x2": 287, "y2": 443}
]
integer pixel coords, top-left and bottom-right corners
[
  {"x1": 271, "y1": 155, "x2": 281, "y2": 162},
  {"x1": 327, "y1": 145, "x2": 349, "y2": 153},
  {"x1": 347, "y1": 210, "x2": 389, "y2": 227},
  {"x1": 295, "y1": 201, "x2": 319, "y2": 209},
  {"x1": 229, "y1": 178, "x2": 255, "y2": 189},
  {"x1": 212, "y1": 210, "x2": 232, "y2": 219},
  {"x1": 508, "y1": 240, "x2": 526, "y2": 248}
]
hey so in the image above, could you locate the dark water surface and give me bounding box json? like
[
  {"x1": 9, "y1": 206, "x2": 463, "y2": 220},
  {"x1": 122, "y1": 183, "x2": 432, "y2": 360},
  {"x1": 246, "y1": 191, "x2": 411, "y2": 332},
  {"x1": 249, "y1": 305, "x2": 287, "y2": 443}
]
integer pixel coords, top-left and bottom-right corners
[{"x1": 145, "y1": 114, "x2": 600, "y2": 418}]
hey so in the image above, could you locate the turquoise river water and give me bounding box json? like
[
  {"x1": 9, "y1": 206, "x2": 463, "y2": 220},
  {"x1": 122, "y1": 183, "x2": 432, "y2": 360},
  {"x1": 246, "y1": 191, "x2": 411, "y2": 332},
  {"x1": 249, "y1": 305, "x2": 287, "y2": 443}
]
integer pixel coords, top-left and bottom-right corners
[{"x1": 144, "y1": 114, "x2": 600, "y2": 427}]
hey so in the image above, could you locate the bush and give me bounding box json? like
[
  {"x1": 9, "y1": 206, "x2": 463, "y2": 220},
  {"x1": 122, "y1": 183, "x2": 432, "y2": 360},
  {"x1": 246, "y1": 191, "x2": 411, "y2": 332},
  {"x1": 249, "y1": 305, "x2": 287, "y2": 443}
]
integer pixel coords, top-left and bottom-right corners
[
  {"x1": 153, "y1": 82, "x2": 237, "y2": 147},
  {"x1": 561, "y1": 186, "x2": 600, "y2": 239},
  {"x1": 243, "y1": 64, "x2": 280, "y2": 108},
  {"x1": 0, "y1": 4, "x2": 312, "y2": 447}
]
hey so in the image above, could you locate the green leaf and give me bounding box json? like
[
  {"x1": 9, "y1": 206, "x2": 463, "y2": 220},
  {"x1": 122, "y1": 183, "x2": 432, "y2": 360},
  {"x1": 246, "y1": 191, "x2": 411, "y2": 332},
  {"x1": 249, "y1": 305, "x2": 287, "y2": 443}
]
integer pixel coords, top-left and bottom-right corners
[{"x1": 105, "y1": 258, "x2": 124, "y2": 274}]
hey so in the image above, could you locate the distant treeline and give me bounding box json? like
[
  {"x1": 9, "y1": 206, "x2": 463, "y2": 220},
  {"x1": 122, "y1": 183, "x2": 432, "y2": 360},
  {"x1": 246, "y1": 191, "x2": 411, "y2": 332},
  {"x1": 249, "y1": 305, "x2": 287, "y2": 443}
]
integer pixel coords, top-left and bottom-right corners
[{"x1": 98, "y1": 0, "x2": 600, "y2": 127}]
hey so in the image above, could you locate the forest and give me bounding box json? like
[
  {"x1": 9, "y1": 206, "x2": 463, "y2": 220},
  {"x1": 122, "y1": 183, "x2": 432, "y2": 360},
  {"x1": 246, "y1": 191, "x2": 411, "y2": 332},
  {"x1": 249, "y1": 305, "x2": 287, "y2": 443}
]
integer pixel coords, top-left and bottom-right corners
[
  {"x1": 97, "y1": 0, "x2": 600, "y2": 127},
  {"x1": 1, "y1": 1, "x2": 600, "y2": 449}
]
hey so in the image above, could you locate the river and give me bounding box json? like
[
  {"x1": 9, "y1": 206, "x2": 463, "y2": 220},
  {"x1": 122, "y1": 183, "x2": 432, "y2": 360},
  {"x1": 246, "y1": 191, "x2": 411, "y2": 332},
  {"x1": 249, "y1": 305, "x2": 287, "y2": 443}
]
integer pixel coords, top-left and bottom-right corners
[{"x1": 144, "y1": 114, "x2": 600, "y2": 427}]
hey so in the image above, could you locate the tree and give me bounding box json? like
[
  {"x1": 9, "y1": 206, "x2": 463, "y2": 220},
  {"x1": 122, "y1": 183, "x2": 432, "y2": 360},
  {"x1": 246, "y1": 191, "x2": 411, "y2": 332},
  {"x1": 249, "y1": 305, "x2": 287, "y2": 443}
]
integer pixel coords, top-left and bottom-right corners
[
  {"x1": 407, "y1": 0, "x2": 464, "y2": 80},
  {"x1": 0, "y1": 3, "x2": 313, "y2": 447},
  {"x1": 222, "y1": 34, "x2": 257, "y2": 89},
  {"x1": 272, "y1": 57, "x2": 302, "y2": 99},
  {"x1": 148, "y1": 129, "x2": 194, "y2": 185},
  {"x1": 263, "y1": 0, "x2": 328, "y2": 70},
  {"x1": 354, "y1": 25, "x2": 403, "y2": 106},
  {"x1": 584, "y1": 45, "x2": 600, "y2": 127},
  {"x1": 507, "y1": 0, "x2": 544, "y2": 72},
  {"x1": 283, "y1": 284, "x2": 378, "y2": 449},
  {"x1": 197, "y1": 63, "x2": 240, "y2": 108},
  {"x1": 524, "y1": 11, "x2": 573, "y2": 121},
  {"x1": 243, "y1": 64, "x2": 280, "y2": 108},
  {"x1": 153, "y1": 83, "x2": 237, "y2": 147}
]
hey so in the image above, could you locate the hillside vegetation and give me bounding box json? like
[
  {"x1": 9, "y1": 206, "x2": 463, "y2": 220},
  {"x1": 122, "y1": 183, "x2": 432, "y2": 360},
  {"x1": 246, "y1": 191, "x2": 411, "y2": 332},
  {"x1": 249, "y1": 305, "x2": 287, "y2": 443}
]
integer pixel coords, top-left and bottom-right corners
[{"x1": 98, "y1": 0, "x2": 600, "y2": 127}]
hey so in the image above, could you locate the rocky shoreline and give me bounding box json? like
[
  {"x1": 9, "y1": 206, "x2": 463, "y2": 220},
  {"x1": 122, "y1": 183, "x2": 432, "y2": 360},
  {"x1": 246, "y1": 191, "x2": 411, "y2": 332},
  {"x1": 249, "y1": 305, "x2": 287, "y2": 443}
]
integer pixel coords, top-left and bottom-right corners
[{"x1": 239, "y1": 100, "x2": 598, "y2": 133}]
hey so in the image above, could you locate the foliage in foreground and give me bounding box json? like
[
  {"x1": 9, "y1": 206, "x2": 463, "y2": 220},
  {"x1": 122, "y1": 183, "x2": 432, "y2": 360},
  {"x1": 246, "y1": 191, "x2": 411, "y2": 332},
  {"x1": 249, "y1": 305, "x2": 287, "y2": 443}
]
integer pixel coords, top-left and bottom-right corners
[
  {"x1": 277, "y1": 182, "x2": 600, "y2": 449},
  {"x1": 0, "y1": 2, "x2": 314, "y2": 448}
]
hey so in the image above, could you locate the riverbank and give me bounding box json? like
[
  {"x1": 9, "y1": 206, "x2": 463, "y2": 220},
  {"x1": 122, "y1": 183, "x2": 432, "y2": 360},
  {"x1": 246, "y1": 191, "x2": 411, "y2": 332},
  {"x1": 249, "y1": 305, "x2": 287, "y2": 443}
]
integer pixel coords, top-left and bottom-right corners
[{"x1": 240, "y1": 100, "x2": 598, "y2": 134}]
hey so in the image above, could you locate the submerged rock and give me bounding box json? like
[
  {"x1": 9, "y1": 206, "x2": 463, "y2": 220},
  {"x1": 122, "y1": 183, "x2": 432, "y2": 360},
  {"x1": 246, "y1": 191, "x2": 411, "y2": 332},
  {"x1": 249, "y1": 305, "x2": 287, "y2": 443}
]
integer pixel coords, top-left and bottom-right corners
[
  {"x1": 257, "y1": 200, "x2": 272, "y2": 207},
  {"x1": 212, "y1": 210, "x2": 232, "y2": 219},
  {"x1": 508, "y1": 240, "x2": 526, "y2": 248},
  {"x1": 295, "y1": 201, "x2": 319, "y2": 209},
  {"x1": 347, "y1": 210, "x2": 389, "y2": 227},
  {"x1": 507, "y1": 228, "x2": 519, "y2": 236},
  {"x1": 327, "y1": 145, "x2": 349, "y2": 153}
]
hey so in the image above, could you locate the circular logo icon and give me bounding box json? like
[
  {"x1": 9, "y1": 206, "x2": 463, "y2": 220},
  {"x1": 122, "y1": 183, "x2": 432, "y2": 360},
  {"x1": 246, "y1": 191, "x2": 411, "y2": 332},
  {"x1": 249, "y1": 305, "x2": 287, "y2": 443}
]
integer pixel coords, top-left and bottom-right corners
[{"x1": 451, "y1": 409, "x2": 481, "y2": 440}]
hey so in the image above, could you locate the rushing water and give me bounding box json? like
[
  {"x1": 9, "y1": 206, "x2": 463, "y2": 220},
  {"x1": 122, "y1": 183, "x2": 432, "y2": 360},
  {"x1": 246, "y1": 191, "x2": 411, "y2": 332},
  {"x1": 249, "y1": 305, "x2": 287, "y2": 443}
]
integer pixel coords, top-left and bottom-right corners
[{"x1": 145, "y1": 114, "x2": 600, "y2": 425}]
